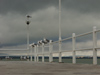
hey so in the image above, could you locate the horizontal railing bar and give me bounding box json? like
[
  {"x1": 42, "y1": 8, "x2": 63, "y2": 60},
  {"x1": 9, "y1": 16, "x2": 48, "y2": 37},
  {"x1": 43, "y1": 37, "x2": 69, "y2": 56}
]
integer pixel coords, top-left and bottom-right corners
[
  {"x1": 75, "y1": 48, "x2": 93, "y2": 51},
  {"x1": 36, "y1": 53, "x2": 49, "y2": 55},
  {"x1": 95, "y1": 47, "x2": 100, "y2": 49},
  {"x1": 52, "y1": 41, "x2": 59, "y2": 44},
  {"x1": 96, "y1": 29, "x2": 100, "y2": 32},
  {"x1": 52, "y1": 51, "x2": 59, "y2": 53},
  {"x1": 62, "y1": 37, "x2": 72, "y2": 41},
  {"x1": 75, "y1": 31, "x2": 93, "y2": 37},
  {"x1": 44, "y1": 46, "x2": 49, "y2": 47},
  {"x1": 50, "y1": 31, "x2": 93, "y2": 43},
  {"x1": 37, "y1": 53, "x2": 43, "y2": 55},
  {"x1": 42, "y1": 52, "x2": 49, "y2": 54},
  {"x1": 61, "y1": 50, "x2": 73, "y2": 52},
  {"x1": 75, "y1": 47, "x2": 100, "y2": 51}
]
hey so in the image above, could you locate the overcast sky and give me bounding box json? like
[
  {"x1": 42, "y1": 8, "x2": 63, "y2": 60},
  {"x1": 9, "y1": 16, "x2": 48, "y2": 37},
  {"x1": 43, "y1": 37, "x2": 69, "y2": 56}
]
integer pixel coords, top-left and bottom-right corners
[{"x1": 0, "y1": 0, "x2": 100, "y2": 56}]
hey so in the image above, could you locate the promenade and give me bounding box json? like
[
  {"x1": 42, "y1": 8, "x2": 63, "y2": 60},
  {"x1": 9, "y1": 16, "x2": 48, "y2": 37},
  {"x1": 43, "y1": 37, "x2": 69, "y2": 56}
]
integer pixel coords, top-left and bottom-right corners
[{"x1": 0, "y1": 61, "x2": 100, "y2": 75}]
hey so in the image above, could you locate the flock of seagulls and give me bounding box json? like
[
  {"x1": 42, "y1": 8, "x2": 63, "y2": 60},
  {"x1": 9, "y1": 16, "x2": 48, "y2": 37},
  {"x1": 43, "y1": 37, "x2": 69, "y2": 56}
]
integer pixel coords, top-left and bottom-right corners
[{"x1": 31, "y1": 38, "x2": 53, "y2": 47}]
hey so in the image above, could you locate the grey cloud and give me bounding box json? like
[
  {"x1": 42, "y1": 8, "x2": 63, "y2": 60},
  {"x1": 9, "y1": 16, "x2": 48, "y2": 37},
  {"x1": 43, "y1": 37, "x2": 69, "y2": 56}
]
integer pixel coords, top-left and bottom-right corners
[
  {"x1": 1, "y1": 0, "x2": 100, "y2": 15},
  {"x1": 1, "y1": 0, "x2": 100, "y2": 48},
  {"x1": 1, "y1": 5, "x2": 100, "y2": 47},
  {"x1": 0, "y1": 0, "x2": 58, "y2": 15},
  {"x1": 62, "y1": 0, "x2": 100, "y2": 13}
]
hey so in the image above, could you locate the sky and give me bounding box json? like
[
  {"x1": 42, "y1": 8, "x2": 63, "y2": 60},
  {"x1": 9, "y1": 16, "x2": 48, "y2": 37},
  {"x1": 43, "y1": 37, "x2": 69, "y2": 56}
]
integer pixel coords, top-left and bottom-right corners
[{"x1": 0, "y1": 0, "x2": 100, "y2": 56}]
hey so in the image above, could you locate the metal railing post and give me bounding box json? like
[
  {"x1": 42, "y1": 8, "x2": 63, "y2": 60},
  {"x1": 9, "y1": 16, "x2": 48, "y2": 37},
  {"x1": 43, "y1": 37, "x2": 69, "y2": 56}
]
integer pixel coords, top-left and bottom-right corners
[
  {"x1": 36, "y1": 45, "x2": 39, "y2": 62},
  {"x1": 20, "y1": 56, "x2": 22, "y2": 60},
  {"x1": 93, "y1": 26, "x2": 97, "y2": 65},
  {"x1": 42, "y1": 43, "x2": 44, "y2": 62},
  {"x1": 59, "y1": 40, "x2": 62, "y2": 62},
  {"x1": 30, "y1": 45, "x2": 33, "y2": 61},
  {"x1": 49, "y1": 40, "x2": 53, "y2": 62},
  {"x1": 27, "y1": 46, "x2": 30, "y2": 61},
  {"x1": 34, "y1": 46, "x2": 37, "y2": 62},
  {"x1": 72, "y1": 33, "x2": 76, "y2": 64}
]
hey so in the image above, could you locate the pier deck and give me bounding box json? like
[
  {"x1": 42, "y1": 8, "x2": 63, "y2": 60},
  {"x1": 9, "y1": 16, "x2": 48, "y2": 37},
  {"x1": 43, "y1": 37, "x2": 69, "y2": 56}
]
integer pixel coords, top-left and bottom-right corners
[{"x1": 0, "y1": 61, "x2": 100, "y2": 75}]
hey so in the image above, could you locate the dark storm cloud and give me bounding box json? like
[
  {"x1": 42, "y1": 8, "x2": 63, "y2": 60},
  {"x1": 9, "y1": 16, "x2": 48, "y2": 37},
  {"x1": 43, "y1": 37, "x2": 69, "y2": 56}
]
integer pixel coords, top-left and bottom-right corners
[
  {"x1": 0, "y1": 0, "x2": 58, "y2": 15},
  {"x1": 62, "y1": 0, "x2": 100, "y2": 13},
  {"x1": 1, "y1": 0, "x2": 100, "y2": 49},
  {"x1": 0, "y1": 0, "x2": 100, "y2": 15}
]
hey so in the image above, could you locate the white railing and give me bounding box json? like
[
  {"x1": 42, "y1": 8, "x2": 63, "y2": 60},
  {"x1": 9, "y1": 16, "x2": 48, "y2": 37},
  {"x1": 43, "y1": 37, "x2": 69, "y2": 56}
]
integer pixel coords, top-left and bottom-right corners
[
  {"x1": 0, "y1": 26, "x2": 99, "y2": 64},
  {"x1": 30, "y1": 26, "x2": 100, "y2": 65}
]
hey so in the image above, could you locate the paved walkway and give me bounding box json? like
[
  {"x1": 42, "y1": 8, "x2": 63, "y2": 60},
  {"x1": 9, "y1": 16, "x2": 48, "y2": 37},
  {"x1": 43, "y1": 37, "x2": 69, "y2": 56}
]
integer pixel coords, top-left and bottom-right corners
[{"x1": 0, "y1": 61, "x2": 100, "y2": 75}]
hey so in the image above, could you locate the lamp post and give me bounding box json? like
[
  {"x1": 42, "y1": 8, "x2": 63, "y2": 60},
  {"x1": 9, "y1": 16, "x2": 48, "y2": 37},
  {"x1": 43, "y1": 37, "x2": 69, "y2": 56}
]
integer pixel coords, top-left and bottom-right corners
[
  {"x1": 26, "y1": 15, "x2": 31, "y2": 49},
  {"x1": 29, "y1": 44, "x2": 33, "y2": 61},
  {"x1": 59, "y1": 0, "x2": 62, "y2": 62},
  {"x1": 26, "y1": 15, "x2": 31, "y2": 61}
]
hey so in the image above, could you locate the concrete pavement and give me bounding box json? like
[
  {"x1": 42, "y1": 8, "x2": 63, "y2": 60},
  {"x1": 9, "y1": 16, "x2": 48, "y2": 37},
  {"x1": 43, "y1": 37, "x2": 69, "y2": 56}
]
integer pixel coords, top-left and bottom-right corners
[{"x1": 0, "y1": 61, "x2": 100, "y2": 75}]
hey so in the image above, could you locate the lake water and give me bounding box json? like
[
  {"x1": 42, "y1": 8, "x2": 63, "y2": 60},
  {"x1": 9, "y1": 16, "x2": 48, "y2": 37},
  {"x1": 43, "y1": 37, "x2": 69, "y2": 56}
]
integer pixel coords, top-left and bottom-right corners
[
  {"x1": 40, "y1": 58, "x2": 100, "y2": 65},
  {"x1": 1, "y1": 58, "x2": 100, "y2": 65}
]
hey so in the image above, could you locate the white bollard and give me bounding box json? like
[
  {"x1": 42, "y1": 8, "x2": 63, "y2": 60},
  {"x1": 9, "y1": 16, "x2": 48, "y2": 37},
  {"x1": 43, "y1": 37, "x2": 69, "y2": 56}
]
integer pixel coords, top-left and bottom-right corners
[
  {"x1": 72, "y1": 33, "x2": 76, "y2": 64},
  {"x1": 93, "y1": 26, "x2": 97, "y2": 65}
]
